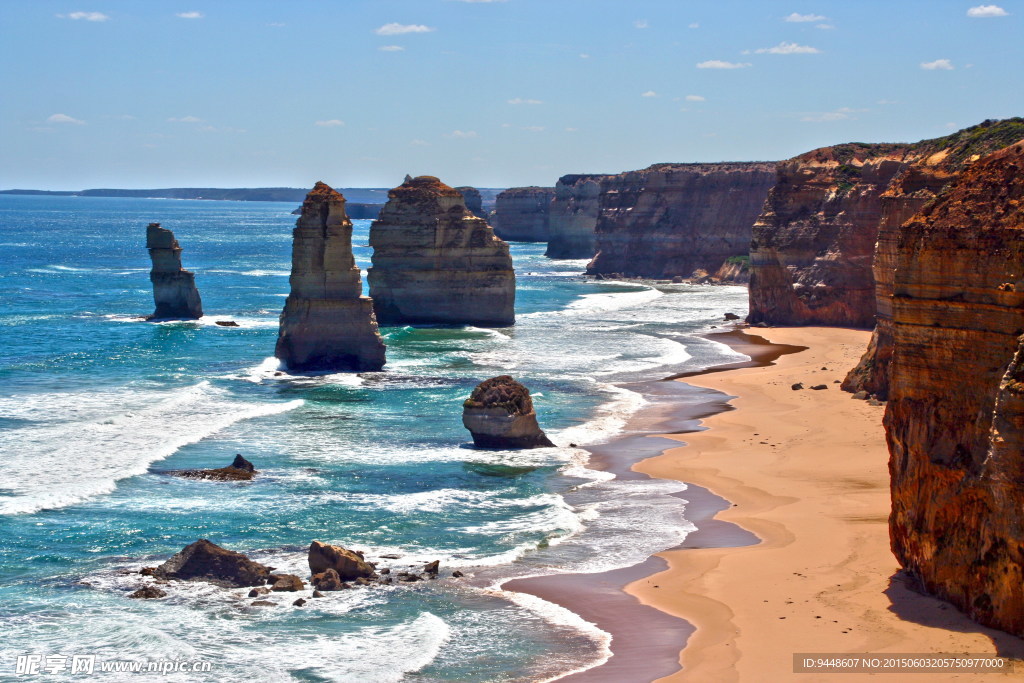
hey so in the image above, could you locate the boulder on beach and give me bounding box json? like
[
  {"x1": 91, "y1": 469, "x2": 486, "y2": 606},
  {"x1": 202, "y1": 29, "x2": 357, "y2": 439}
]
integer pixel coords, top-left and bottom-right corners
[
  {"x1": 462, "y1": 376, "x2": 555, "y2": 449},
  {"x1": 173, "y1": 454, "x2": 258, "y2": 481},
  {"x1": 153, "y1": 539, "x2": 271, "y2": 588},
  {"x1": 308, "y1": 541, "x2": 375, "y2": 581}
]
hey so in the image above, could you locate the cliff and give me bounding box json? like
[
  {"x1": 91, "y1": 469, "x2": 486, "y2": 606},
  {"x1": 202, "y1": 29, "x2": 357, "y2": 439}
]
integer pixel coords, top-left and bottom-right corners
[
  {"x1": 146, "y1": 223, "x2": 203, "y2": 320},
  {"x1": 586, "y1": 163, "x2": 777, "y2": 280},
  {"x1": 546, "y1": 174, "x2": 608, "y2": 259},
  {"x1": 462, "y1": 375, "x2": 554, "y2": 448},
  {"x1": 368, "y1": 176, "x2": 516, "y2": 326},
  {"x1": 886, "y1": 139, "x2": 1024, "y2": 637},
  {"x1": 490, "y1": 186, "x2": 554, "y2": 242},
  {"x1": 844, "y1": 118, "x2": 1024, "y2": 398},
  {"x1": 456, "y1": 186, "x2": 487, "y2": 219},
  {"x1": 275, "y1": 182, "x2": 386, "y2": 372}
]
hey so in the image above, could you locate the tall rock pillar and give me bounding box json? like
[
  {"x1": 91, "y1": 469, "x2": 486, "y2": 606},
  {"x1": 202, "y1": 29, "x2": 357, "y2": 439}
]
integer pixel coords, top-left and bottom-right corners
[{"x1": 146, "y1": 222, "x2": 203, "y2": 320}]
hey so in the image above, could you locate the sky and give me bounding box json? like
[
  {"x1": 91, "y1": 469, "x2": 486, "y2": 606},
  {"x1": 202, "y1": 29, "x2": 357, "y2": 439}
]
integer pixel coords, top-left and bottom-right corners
[{"x1": 1, "y1": 1, "x2": 1021, "y2": 190}]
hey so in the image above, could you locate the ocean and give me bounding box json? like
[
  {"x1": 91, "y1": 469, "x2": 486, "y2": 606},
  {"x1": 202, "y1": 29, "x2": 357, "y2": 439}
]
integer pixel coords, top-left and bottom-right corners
[{"x1": 0, "y1": 194, "x2": 749, "y2": 681}]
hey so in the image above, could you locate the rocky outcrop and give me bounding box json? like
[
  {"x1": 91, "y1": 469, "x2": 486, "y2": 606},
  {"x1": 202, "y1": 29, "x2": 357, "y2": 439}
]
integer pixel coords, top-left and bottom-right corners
[
  {"x1": 146, "y1": 223, "x2": 203, "y2": 320},
  {"x1": 490, "y1": 187, "x2": 554, "y2": 242},
  {"x1": 462, "y1": 375, "x2": 554, "y2": 448},
  {"x1": 275, "y1": 182, "x2": 386, "y2": 372},
  {"x1": 586, "y1": 163, "x2": 777, "y2": 279},
  {"x1": 153, "y1": 539, "x2": 271, "y2": 587},
  {"x1": 844, "y1": 118, "x2": 1024, "y2": 398},
  {"x1": 546, "y1": 174, "x2": 609, "y2": 259},
  {"x1": 456, "y1": 186, "x2": 487, "y2": 219},
  {"x1": 171, "y1": 454, "x2": 257, "y2": 481},
  {"x1": 886, "y1": 139, "x2": 1024, "y2": 637},
  {"x1": 368, "y1": 176, "x2": 515, "y2": 326},
  {"x1": 308, "y1": 541, "x2": 375, "y2": 581}
]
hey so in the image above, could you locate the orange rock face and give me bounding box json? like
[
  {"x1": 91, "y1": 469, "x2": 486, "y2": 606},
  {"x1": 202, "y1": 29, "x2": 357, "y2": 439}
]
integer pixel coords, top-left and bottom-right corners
[{"x1": 886, "y1": 139, "x2": 1024, "y2": 636}]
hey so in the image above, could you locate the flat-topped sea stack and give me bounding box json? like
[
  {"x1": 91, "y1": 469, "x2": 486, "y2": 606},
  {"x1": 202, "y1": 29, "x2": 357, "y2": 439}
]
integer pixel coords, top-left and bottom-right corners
[
  {"x1": 586, "y1": 163, "x2": 777, "y2": 281},
  {"x1": 455, "y1": 186, "x2": 487, "y2": 219},
  {"x1": 546, "y1": 174, "x2": 609, "y2": 259},
  {"x1": 463, "y1": 375, "x2": 554, "y2": 449},
  {"x1": 368, "y1": 175, "x2": 515, "y2": 326},
  {"x1": 275, "y1": 182, "x2": 386, "y2": 372},
  {"x1": 885, "y1": 139, "x2": 1024, "y2": 637},
  {"x1": 490, "y1": 186, "x2": 554, "y2": 242},
  {"x1": 146, "y1": 223, "x2": 203, "y2": 320}
]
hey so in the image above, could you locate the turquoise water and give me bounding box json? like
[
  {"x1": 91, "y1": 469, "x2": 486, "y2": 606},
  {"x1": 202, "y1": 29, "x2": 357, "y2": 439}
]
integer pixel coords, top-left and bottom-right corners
[{"x1": 0, "y1": 194, "x2": 748, "y2": 681}]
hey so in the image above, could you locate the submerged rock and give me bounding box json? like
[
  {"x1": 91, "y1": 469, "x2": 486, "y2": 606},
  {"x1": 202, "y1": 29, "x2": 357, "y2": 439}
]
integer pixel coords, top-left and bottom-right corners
[
  {"x1": 269, "y1": 573, "x2": 305, "y2": 592},
  {"x1": 368, "y1": 175, "x2": 515, "y2": 326},
  {"x1": 308, "y1": 541, "x2": 375, "y2": 581},
  {"x1": 173, "y1": 454, "x2": 257, "y2": 481},
  {"x1": 146, "y1": 223, "x2": 203, "y2": 320},
  {"x1": 275, "y1": 182, "x2": 386, "y2": 372},
  {"x1": 128, "y1": 585, "x2": 167, "y2": 599},
  {"x1": 462, "y1": 375, "x2": 555, "y2": 449},
  {"x1": 153, "y1": 539, "x2": 271, "y2": 588}
]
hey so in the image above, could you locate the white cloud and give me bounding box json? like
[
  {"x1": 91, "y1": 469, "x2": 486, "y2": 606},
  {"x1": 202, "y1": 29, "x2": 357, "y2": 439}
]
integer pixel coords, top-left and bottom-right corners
[
  {"x1": 167, "y1": 115, "x2": 202, "y2": 123},
  {"x1": 410, "y1": 139, "x2": 430, "y2": 146},
  {"x1": 508, "y1": 98, "x2": 543, "y2": 105},
  {"x1": 696, "y1": 60, "x2": 752, "y2": 69},
  {"x1": 634, "y1": 19, "x2": 649, "y2": 29},
  {"x1": 57, "y1": 11, "x2": 109, "y2": 21},
  {"x1": 314, "y1": 119, "x2": 345, "y2": 127},
  {"x1": 447, "y1": 130, "x2": 478, "y2": 138},
  {"x1": 379, "y1": 45, "x2": 405, "y2": 51},
  {"x1": 688, "y1": 22, "x2": 700, "y2": 29},
  {"x1": 375, "y1": 23, "x2": 435, "y2": 35},
  {"x1": 176, "y1": 11, "x2": 203, "y2": 19},
  {"x1": 816, "y1": 23, "x2": 835, "y2": 29},
  {"x1": 754, "y1": 41, "x2": 820, "y2": 54},
  {"x1": 801, "y1": 106, "x2": 864, "y2": 122},
  {"x1": 685, "y1": 94, "x2": 706, "y2": 102},
  {"x1": 579, "y1": 53, "x2": 590, "y2": 59},
  {"x1": 785, "y1": 12, "x2": 826, "y2": 22},
  {"x1": 453, "y1": 0, "x2": 506, "y2": 2},
  {"x1": 522, "y1": 126, "x2": 545, "y2": 132},
  {"x1": 967, "y1": 4, "x2": 1009, "y2": 17},
  {"x1": 47, "y1": 113, "x2": 85, "y2": 125},
  {"x1": 921, "y1": 58, "x2": 954, "y2": 70},
  {"x1": 565, "y1": 127, "x2": 578, "y2": 132},
  {"x1": 641, "y1": 90, "x2": 658, "y2": 98}
]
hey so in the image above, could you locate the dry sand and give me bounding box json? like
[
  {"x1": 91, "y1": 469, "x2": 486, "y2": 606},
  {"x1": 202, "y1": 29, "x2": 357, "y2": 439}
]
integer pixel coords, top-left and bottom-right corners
[{"x1": 629, "y1": 326, "x2": 1024, "y2": 681}]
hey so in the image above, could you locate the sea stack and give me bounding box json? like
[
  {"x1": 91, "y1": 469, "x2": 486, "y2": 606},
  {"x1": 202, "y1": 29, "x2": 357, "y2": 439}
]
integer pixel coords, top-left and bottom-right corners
[
  {"x1": 368, "y1": 175, "x2": 515, "y2": 326},
  {"x1": 490, "y1": 186, "x2": 555, "y2": 242},
  {"x1": 462, "y1": 375, "x2": 554, "y2": 449},
  {"x1": 146, "y1": 223, "x2": 203, "y2": 319},
  {"x1": 275, "y1": 182, "x2": 386, "y2": 372}
]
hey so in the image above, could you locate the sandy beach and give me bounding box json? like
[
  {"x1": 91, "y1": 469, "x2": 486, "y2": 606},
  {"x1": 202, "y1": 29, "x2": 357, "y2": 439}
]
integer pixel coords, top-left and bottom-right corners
[{"x1": 628, "y1": 326, "x2": 1024, "y2": 681}]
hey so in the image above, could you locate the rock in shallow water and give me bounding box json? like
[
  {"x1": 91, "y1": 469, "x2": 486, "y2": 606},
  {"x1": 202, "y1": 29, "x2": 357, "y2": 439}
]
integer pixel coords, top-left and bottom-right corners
[
  {"x1": 153, "y1": 539, "x2": 270, "y2": 588},
  {"x1": 462, "y1": 375, "x2": 555, "y2": 449},
  {"x1": 308, "y1": 541, "x2": 375, "y2": 581},
  {"x1": 173, "y1": 454, "x2": 258, "y2": 481},
  {"x1": 128, "y1": 585, "x2": 167, "y2": 599},
  {"x1": 146, "y1": 223, "x2": 203, "y2": 320}
]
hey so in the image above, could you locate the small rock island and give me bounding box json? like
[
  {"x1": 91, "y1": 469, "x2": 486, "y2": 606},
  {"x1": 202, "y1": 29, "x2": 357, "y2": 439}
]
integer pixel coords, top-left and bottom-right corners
[
  {"x1": 146, "y1": 222, "x2": 203, "y2": 320},
  {"x1": 463, "y1": 375, "x2": 554, "y2": 448}
]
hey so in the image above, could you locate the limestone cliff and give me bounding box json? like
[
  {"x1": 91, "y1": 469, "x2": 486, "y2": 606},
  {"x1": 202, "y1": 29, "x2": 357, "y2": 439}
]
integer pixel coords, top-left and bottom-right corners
[
  {"x1": 886, "y1": 139, "x2": 1024, "y2": 636},
  {"x1": 844, "y1": 118, "x2": 1024, "y2": 398},
  {"x1": 463, "y1": 375, "x2": 554, "y2": 448},
  {"x1": 275, "y1": 182, "x2": 386, "y2": 372},
  {"x1": 368, "y1": 175, "x2": 515, "y2": 326},
  {"x1": 586, "y1": 163, "x2": 777, "y2": 280},
  {"x1": 546, "y1": 174, "x2": 608, "y2": 259},
  {"x1": 490, "y1": 186, "x2": 554, "y2": 242},
  {"x1": 146, "y1": 223, "x2": 203, "y2": 320},
  {"x1": 456, "y1": 186, "x2": 487, "y2": 219}
]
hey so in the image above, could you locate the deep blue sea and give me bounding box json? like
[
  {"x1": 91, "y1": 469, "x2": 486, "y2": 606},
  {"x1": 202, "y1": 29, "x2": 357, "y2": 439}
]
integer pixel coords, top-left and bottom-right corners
[{"x1": 0, "y1": 194, "x2": 749, "y2": 681}]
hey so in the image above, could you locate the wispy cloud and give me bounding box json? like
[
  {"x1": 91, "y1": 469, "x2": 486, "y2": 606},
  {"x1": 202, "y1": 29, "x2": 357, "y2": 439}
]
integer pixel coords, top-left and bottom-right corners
[
  {"x1": 47, "y1": 113, "x2": 85, "y2": 125},
  {"x1": 685, "y1": 94, "x2": 706, "y2": 102},
  {"x1": 801, "y1": 107, "x2": 864, "y2": 122},
  {"x1": 176, "y1": 11, "x2": 203, "y2": 19},
  {"x1": 967, "y1": 4, "x2": 1009, "y2": 17},
  {"x1": 508, "y1": 98, "x2": 543, "y2": 105},
  {"x1": 565, "y1": 127, "x2": 578, "y2": 132},
  {"x1": 314, "y1": 119, "x2": 345, "y2": 127},
  {"x1": 57, "y1": 11, "x2": 109, "y2": 21},
  {"x1": 447, "y1": 130, "x2": 478, "y2": 139},
  {"x1": 752, "y1": 41, "x2": 820, "y2": 55},
  {"x1": 167, "y1": 115, "x2": 202, "y2": 123},
  {"x1": 410, "y1": 139, "x2": 430, "y2": 146},
  {"x1": 634, "y1": 19, "x2": 649, "y2": 29},
  {"x1": 375, "y1": 23, "x2": 435, "y2": 35},
  {"x1": 688, "y1": 22, "x2": 700, "y2": 29},
  {"x1": 522, "y1": 126, "x2": 545, "y2": 132},
  {"x1": 641, "y1": 90, "x2": 658, "y2": 98},
  {"x1": 453, "y1": 0, "x2": 507, "y2": 2},
  {"x1": 379, "y1": 45, "x2": 405, "y2": 52},
  {"x1": 696, "y1": 60, "x2": 752, "y2": 69},
  {"x1": 816, "y1": 23, "x2": 835, "y2": 29},
  {"x1": 579, "y1": 53, "x2": 590, "y2": 59},
  {"x1": 921, "y1": 58, "x2": 954, "y2": 70},
  {"x1": 784, "y1": 12, "x2": 826, "y2": 22}
]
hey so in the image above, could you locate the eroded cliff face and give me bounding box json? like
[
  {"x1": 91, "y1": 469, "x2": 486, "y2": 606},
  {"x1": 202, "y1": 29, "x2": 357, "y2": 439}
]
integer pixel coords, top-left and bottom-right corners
[
  {"x1": 886, "y1": 140, "x2": 1024, "y2": 636},
  {"x1": 368, "y1": 175, "x2": 515, "y2": 326},
  {"x1": 586, "y1": 163, "x2": 777, "y2": 280},
  {"x1": 456, "y1": 186, "x2": 486, "y2": 219},
  {"x1": 146, "y1": 223, "x2": 203, "y2": 320},
  {"x1": 489, "y1": 186, "x2": 554, "y2": 242},
  {"x1": 546, "y1": 175, "x2": 608, "y2": 259},
  {"x1": 845, "y1": 119, "x2": 1024, "y2": 398},
  {"x1": 275, "y1": 182, "x2": 386, "y2": 372}
]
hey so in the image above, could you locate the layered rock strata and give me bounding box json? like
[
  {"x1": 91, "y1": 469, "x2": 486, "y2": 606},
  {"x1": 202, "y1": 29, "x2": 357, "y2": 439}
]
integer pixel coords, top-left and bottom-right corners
[
  {"x1": 546, "y1": 174, "x2": 609, "y2": 259},
  {"x1": 462, "y1": 375, "x2": 554, "y2": 448},
  {"x1": 586, "y1": 163, "x2": 777, "y2": 279},
  {"x1": 886, "y1": 139, "x2": 1024, "y2": 637},
  {"x1": 489, "y1": 186, "x2": 554, "y2": 242},
  {"x1": 146, "y1": 223, "x2": 203, "y2": 319},
  {"x1": 456, "y1": 186, "x2": 487, "y2": 219},
  {"x1": 368, "y1": 176, "x2": 515, "y2": 326},
  {"x1": 275, "y1": 182, "x2": 386, "y2": 372},
  {"x1": 844, "y1": 118, "x2": 1024, "y2": 398}
]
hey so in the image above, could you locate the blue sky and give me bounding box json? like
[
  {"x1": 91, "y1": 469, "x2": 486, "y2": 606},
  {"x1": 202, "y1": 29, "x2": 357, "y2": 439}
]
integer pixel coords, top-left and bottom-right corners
[{"x1": 1, "y1": 1, "x2": 1021, "y2": 189}]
